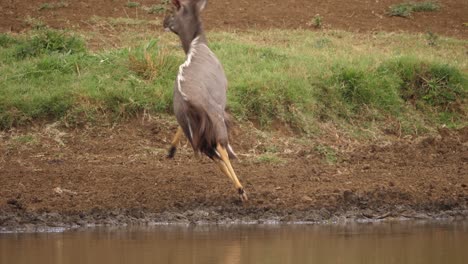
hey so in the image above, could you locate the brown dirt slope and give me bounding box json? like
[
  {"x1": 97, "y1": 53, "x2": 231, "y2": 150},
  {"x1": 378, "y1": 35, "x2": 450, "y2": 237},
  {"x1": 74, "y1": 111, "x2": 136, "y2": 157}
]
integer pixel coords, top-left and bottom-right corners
[
  {"x1": 0, "y1": 120, "x2": 467, "y2": 228},
  {"x1": 0, "y1": 0, "x2": 467, "y2": 38}
]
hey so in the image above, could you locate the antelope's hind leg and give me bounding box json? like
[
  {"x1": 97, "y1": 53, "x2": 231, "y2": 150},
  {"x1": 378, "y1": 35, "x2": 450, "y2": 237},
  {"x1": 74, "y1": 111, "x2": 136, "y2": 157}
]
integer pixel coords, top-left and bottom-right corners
[
  {"x1": 216, "y1": 144, "x2": 248, "y2": 202},
  {"x1": 167, "y1": 126, "x2": 183, "y2": 159}
]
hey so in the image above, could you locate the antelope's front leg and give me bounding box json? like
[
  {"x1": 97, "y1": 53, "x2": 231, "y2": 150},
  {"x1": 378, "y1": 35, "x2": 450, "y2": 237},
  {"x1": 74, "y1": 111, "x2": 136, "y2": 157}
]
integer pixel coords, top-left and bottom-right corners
[{"x1": 167, "y1": 126, "x2": 183, "y2": 159}]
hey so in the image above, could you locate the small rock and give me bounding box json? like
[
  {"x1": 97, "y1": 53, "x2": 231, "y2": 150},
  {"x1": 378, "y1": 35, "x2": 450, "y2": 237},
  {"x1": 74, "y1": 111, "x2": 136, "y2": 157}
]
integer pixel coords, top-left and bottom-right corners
[
  {"x1": 343, "y1": 190, "x2": 355, "y2": 202},
  {"x1": 31, "y1": 197, "x2": 42, "y2": 203},
  {"x1": 7, "y1": 199, "x2": 23, "y2": 210},
  {"x1": 53, "y1": 187, "x2": 77, "y2": 195},
  {"x1": 301, "y1": 195, "x2": 313, "y2": 202}
]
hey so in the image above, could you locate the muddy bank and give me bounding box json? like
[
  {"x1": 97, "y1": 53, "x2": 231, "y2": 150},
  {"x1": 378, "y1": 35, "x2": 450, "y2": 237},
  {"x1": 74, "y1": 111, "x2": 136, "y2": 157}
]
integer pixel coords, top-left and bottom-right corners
[
  {"x1": 1, "y1": 120, "x2": 467, "y2": 230},
  {"x1": 1, "y1": 205, "x2": 467, "y2": 232}
]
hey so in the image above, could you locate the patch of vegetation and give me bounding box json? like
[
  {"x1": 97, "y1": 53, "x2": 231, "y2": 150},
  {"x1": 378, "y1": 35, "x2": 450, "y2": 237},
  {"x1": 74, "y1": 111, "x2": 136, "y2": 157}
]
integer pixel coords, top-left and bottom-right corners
[
  {"x1": 326, "y1": 64, "x2": 403, "y2": 115},
  {"x1": 128, "y1": 39, "x2": 179, "y2": 81},
  {"x1": 110, "y1": 17, "x2": 156, "y2": 26},
  {"x1": 147, "y1": 4, "x2": 167, "y2": 14},
  {"x1": 314, "y1": 144, "x2": 338, "y2": 164},
  {"x1": 12, "y1": 135, "x2": 37, "y2": 145},
  {"x1": 388, "y1": 2, "x2": 440, "y2": 18},
  {"x1": 379, "y1": 57, "x2": 466, "y2": 114},
  {"x1": 125, "y1": 2, "x2": 141, "y2": 8},
  {"x1": 0, "y1": 34, "x2": 17, "y2": 47},
  {"x1": 39, "y1": 1, "x2": 69, "y2": 11},
  {"x1": 426, "y1": 31, "x2": 439, "y2": 46},
  {"x1": 0, "y1": 29, "x2": 466, "y2": 133},
  {"x1": 90, "y1": 16, "x2": 159, "y2": 27},
  {"x1": 0, "y1": 32, "x2": 178, "y2": 128},
  {"x1": 313, "y1": 38, "x2": 331, "y2": 49},
  {"x1": 210, "y1": 43, "x2": 308, "y2": 128},
  {"x1": 411, "y1": 1, "x2": 440, "y2": 12},
  {"x1": 144, "y1": 0, "x2": 170, "y2": 14},
  {"x1": 24, "y1": 16, "x2": 47, "y2": 29},
  {"x1": 255, "y1": 153, "x2": 284, "y2": 164},
  {"x1": 311, "y1": 14, "x2": 323, "y2": 28},
  {"x1": 13, "y1": 29, "x2": 86, "y2": 59}
]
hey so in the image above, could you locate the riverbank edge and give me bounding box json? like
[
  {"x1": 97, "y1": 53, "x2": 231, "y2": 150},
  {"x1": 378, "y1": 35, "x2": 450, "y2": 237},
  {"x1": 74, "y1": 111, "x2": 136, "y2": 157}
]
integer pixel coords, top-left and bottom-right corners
[{"x1": 1, "y1": 206, "x2": 467, "y2": 233}]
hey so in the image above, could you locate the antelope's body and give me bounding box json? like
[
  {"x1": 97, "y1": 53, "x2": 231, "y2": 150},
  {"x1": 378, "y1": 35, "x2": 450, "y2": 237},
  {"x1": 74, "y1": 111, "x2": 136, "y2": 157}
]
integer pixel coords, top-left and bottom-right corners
[{"x1": 164, "y1": 0, "x2": 247, "y2": 201}]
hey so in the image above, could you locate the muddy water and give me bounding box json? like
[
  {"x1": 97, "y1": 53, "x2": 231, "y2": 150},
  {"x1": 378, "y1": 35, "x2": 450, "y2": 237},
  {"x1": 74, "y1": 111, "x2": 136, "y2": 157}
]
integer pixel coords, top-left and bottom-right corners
[{"x1": 1, "y1": 222, "x2": 467, "y2": 264}]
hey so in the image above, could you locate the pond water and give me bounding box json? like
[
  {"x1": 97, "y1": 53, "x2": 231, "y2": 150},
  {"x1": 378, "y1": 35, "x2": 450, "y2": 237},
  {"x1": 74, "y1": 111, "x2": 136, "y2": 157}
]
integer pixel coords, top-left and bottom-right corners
[{"x1": 1, "y1": 221, "x2": 467, "y2": 264}]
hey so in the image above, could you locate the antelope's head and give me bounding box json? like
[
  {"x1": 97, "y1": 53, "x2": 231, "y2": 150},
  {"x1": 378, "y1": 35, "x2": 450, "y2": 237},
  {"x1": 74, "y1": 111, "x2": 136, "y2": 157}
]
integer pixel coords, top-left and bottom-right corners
[{"x1": 163, "y1": 0, "x2": 207, "y2": 52}]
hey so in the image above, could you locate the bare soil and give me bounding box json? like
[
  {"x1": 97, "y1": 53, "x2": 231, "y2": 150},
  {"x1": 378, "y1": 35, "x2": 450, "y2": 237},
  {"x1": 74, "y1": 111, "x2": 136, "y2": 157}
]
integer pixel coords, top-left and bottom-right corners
[
  {"x1": 1, "y1": 0, "x2": 467, "y2": 39},
  {"x1": 0, "y1": 118, "x2": 467, "y2": 229}
]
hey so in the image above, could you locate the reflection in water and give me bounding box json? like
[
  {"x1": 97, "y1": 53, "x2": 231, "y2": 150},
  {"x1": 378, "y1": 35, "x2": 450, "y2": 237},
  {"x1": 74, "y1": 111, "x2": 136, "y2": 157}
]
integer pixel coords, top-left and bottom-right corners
[{"x1": 1, "y1": 221, "x2": 467, "y2": 264}]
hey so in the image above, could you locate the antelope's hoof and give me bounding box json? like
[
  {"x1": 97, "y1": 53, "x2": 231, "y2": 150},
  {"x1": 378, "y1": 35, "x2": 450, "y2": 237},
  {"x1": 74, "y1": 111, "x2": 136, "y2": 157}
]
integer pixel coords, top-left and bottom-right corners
[
  {"x1": 167, "y1": 146, "x2": 176, "y2": 159},
  {"x1": 238, "y1": 188, "x2": 248, "y2": 202}
]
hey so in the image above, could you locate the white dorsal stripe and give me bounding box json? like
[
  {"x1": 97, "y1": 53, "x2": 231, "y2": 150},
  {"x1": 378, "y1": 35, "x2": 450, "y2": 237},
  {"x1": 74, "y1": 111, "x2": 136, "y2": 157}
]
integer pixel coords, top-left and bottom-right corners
[{"x1": 177, "y1": 37, "x2": 200, "y2": 101}]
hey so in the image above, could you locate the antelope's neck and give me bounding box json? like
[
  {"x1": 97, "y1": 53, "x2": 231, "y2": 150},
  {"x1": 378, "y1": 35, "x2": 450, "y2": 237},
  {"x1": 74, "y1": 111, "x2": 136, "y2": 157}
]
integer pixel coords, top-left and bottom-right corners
[{"x1": 183, "y1": 33, "x2": 207, "y2": 55}]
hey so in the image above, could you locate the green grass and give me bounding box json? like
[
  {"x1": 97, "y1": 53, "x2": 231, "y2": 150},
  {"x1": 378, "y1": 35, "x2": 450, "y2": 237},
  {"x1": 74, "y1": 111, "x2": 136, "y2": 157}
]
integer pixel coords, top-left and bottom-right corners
[
  {"x1": 125, "y1": 2, "x2": 141, "y2": 8},
  {"x1": 39, "y1": 1, "x2": 69, "y2": 11},
  {"x1": 0, "y1": 34, "x2": 17, "y2": 47},
  {"x1": 0, "y1": 29, "x2": 466, "y2": 133},
  {"x1": 24, "y1": 17, "x2": 47, "y2": 30},
  {"x1": 311, "y1": 15, "x2": 323, "y2": 29},
  {"x1": 89, "y1": 16, "x2": 159, "y2": 27},
  {"x1": 147, "y1": 4, "x2": 168, "y2": 14},
  {"x1": 388, "y1": 2, "x2": 440, "y2": 17},
  {"x1": 12, "y1": 135, "x2": 37, "y2": 145},
  {"x1": 255, "y1": 153, "x2": 284, "y2": 164},
  {"x1": 13, "y1": 29, "x2": 85, "y2": 59},
  {"x1": 314, "y1": 144, "x2": 338, "y2": 164}
]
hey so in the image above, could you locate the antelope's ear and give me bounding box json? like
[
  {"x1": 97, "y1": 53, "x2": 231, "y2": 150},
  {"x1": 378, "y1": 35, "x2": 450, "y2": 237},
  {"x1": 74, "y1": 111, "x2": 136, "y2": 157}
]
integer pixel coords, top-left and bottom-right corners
[
  {"x1": 196, "y1": 0, "x2": 207, "y2": 12},
  {"x1": 171, "y1": 0, "x2": 181, "y2": 10}
]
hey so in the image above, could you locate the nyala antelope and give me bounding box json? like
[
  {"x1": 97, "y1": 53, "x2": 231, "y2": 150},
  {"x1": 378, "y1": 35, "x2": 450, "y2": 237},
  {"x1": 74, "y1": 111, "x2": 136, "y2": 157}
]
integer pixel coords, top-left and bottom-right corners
[{"x1": 164, "y1": 0, "x2": 248, "y2": 202}]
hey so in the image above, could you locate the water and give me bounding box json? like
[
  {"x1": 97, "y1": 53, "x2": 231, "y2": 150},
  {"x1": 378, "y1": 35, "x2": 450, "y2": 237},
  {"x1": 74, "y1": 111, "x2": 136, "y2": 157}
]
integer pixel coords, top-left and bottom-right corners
[{"x1": 1, "y1": 221, "x2": 467, "y2": 264}]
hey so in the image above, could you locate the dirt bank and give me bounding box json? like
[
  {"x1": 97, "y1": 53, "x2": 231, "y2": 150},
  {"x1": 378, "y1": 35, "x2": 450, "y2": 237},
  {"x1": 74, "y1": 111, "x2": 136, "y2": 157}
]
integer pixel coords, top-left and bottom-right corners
[
  {"x1": 1, "y1": 118, "x2": 467, "y2": 229},
  {"x1": 1, "y1": 0, "x2": 467, "y2": 39}
]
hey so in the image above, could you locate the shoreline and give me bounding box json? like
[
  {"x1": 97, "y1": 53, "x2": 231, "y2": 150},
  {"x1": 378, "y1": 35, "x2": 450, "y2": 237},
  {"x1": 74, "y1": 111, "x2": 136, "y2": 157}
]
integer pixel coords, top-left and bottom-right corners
[{"x1": 2, "y1": 207, "x2": 467, "y2": 233}]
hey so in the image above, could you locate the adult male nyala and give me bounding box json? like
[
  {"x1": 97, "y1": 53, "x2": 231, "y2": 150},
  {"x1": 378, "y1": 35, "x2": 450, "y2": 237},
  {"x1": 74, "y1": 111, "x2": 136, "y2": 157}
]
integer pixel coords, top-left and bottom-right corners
[{"x1": 164, "y1": 0, "x2": 248, "y2": 202}]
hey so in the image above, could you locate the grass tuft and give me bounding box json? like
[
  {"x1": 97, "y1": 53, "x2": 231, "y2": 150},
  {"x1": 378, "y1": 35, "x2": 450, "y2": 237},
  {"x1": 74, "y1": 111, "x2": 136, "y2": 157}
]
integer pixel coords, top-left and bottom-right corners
[
  {"x1": 147, "y1": 4, "x2": 167, "y2": 14},
  {"x1": 388, "y1": 2, "x2": 440, "y2": 18},
  {"x1": 39, "y1": 1, "x2": 69, "y2": 11},
  {"x1": 309, "y1": 14, "x2": 323, "y2": 28},
  {"x1": 0, "y1": 34, "x2": 18, "y2": 48},
  {"x1": 255, "y1": 153, "x2": 284, "y2": 164},
  {"x1": 90, "y1": 16, "x2": 159, "y2": 27},
  {"x1": 14, "y1": 29, "x2": 86, "y2": 59},
  {"x1": 24, "y1": 16, "x2": 47, "y2": 29},
  {"x1": 380, "y1": 56, "x2": 467, "y2": 113},
  {"x1": 128, "y1": 40, "x2": 179, "y2": 81},
  {"x1": 125, "y1": 2, "x2": 141, "y2": 8},
  {"x1": 314, "y1": 144, "x2": 338, "y2": 164}
]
